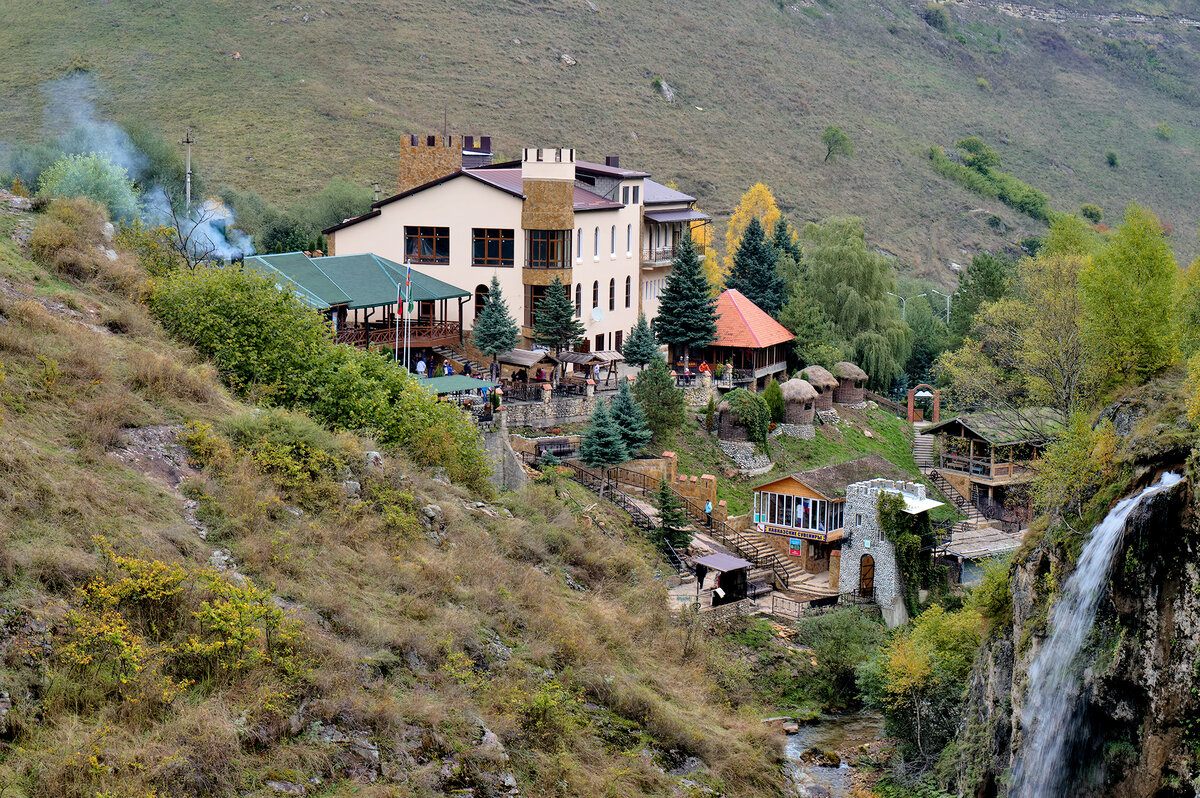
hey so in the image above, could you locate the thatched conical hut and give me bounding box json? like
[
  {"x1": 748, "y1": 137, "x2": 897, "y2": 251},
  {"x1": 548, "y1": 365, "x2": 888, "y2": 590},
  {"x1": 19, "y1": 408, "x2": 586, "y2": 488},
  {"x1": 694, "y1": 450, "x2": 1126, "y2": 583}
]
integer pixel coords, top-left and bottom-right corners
[
  {"x1": 716, "y1": 400, "x2": 750, "y2": 441},
  {"x1": 781, "y1": 378, "x2": 817, "y2": 424},
  {"x1": 832, "y1": 361, "x2": 868, "y2": 404},
  {"x1": 801, "y1": 366, "x2": 839, "y2": 411}
]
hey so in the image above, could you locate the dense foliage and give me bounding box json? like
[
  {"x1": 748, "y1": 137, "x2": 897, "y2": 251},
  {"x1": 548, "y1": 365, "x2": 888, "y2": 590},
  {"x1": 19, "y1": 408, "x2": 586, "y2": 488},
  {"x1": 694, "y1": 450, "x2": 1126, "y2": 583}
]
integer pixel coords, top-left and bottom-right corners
[
  {"x1": 472, "y1": 274, "x2": 520, "y2": 368},
  {"x1": 37, "y1": 152, "x2": 140, "y2": 222},
  {"x1": 654, "y1": 234, "x2": 718, "y2": 366},
  {"x1": 726, "y1": 217, "x2": 785, "y2": 317},
  {"x1": 148, "y1": 266, "x2": 490, "y2": 490},
  {"x1": 633, "y1": 357, "x2": 685, "y2": 437}
]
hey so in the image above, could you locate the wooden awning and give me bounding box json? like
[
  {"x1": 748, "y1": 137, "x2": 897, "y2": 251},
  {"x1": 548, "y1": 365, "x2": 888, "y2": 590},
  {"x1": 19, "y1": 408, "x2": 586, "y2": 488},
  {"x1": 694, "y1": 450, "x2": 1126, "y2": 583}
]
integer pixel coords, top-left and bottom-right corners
[{"x1": 497, "y1": 348, "x2": 553, "y2": 367}]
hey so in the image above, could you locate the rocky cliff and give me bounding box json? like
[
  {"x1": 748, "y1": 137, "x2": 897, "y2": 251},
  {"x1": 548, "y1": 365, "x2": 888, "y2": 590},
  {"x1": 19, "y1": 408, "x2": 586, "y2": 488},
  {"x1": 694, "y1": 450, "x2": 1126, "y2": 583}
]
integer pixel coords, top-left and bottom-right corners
[{"x1": 953, "y1": 383, "x2": 1200, "y2": 797}]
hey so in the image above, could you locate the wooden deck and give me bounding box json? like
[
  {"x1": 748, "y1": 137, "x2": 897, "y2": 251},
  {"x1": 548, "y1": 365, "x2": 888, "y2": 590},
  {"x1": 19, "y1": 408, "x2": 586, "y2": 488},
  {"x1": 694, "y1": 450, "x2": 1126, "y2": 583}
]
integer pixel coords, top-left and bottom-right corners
[{"x1": 334, "y1": 320, "x2": 461, "y2": 348}]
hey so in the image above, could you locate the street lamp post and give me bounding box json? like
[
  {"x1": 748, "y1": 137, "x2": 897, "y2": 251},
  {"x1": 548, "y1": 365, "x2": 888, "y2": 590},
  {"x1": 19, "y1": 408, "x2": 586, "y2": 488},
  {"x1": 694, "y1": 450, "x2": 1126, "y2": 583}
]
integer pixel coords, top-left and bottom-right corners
[
  {"x1": 886, "y1": 291, "x2": 907, "y2": 321},
  {"x1": 929, "y1": 289, "x2": 952, "y2": 324}
]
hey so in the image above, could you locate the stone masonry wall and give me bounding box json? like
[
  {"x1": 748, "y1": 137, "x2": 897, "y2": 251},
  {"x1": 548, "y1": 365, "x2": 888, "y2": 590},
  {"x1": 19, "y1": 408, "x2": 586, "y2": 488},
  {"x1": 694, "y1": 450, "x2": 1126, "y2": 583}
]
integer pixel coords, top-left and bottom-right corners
[
  {"x1": 397, "y1": 134, "x2": 463, "y2": 194},
  {"x1": 838, "y1": 478, "x2": 930, "y2": 628}
]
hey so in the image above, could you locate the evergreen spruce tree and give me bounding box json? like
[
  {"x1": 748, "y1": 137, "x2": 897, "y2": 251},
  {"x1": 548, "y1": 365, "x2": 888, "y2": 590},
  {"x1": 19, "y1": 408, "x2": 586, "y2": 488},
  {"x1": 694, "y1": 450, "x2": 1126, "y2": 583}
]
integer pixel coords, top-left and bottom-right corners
[
  {"x1": 579, "y1": 399, "x2": 629, "y2": 497},
  {"x1": 654, "y1": 233, "x2": 718, "y2": 369},
  {"x1": 472, "y1": 275, "x2": 520, "y2": 374},
  {"x1": 633, "y1": 356, "x2": 685, "y2": 437},
  {"x1": 609, "y1": 379, "x2": 653, "y2": 455},
  {"x1": 655, "y1": 477, "x2": 691, "y2": 550},
  {"x1": 771, "y1": 216, "x2": 802, "y2": 263},
  {"x1": 533, "y1": 276, "x2": 585, "y2": 375},
  {"x1": 623, "y1": 313, "x2": 659, "y2": 370},
  {"x1": 727, "y1": 217, "x2": 786, "y2": 317}
]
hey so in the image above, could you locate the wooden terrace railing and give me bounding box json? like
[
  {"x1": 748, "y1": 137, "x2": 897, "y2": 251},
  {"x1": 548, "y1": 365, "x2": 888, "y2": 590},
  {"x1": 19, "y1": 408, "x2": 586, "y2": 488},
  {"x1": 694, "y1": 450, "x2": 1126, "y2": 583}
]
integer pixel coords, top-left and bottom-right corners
[{"x1": 334, "y1": 319, "x2": 461, "y2": 348}]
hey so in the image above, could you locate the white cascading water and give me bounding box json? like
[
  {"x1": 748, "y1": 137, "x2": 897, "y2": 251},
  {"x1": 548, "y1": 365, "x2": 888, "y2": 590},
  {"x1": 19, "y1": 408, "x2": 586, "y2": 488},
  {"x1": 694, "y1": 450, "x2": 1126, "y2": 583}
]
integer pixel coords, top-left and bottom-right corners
[{"x1": 1011, "y1": 472, "x2": 1184, "y2": 798}]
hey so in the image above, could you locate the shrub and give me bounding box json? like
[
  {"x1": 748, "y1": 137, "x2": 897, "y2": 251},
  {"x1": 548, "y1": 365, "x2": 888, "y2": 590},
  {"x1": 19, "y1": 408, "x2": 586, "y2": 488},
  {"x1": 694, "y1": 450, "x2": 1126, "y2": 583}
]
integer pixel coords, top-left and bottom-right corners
[
  {"x1": 967, "y1": 554, "x2": 1013, "y2": 634},
  {"x1": 1106, "y1": 150, "x2": 1119, "y2": 168},
  {"x1": 150, "y1": 267, "x2": 489, "y2": 490},
  {"x1": 763, "y1": 378, "x2": 784, "y2": 422},
  {"x1": 976, "y1": 77, "x2": 991, "y2": 92},
  {"x1": 1080, "y1": 203, "x2": 1103, "y2": 224},
  {"x1": 116, "y1": 218, "x2": 185, "y2": 277},
  {"x1": 725, "y1": 388, "x2": 770, "y2": 444},
  {"x1": 127, "y1": 349, "x2": 217, "y2": 403},
  {"x1": 924, "y1": 3, "x2": 950, "y2": 31},
  {"x1": 37, "y1": 153, "x2": 140, "y2": 222},
  {"x1": 1154, "y1": 122, "x2": 1173, "y2": 141},
  {"x1": 633, "y1": 357, "x2": 685, "y2": 437},
  {"x1": 793, "y1": 608, "x2": 885, "y2": 710}
]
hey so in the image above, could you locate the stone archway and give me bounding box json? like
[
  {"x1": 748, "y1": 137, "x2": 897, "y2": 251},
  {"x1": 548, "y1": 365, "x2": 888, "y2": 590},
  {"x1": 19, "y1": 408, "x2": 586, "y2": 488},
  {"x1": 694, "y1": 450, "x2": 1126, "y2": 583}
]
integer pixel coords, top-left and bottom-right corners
[
  {"x1": 858, "y1": 554, "x2": 875, "y2": 597},
  {"x1": 907, "y1": 383, "x2": 940, "y2": 423}
]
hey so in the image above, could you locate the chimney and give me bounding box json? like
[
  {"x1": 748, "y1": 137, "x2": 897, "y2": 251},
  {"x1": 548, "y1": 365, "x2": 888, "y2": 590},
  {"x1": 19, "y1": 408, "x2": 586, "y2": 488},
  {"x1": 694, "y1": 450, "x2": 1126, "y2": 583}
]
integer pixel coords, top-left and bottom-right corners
[
  {"x1": 605, "y1": 155, "x2": 620, "y2": 168},
  {"x1": 521, "y1": 147, "x2": 576, "y2": 232},
  {"x1": 396, "y1": 134, "x2": 465, "y2": 194}
]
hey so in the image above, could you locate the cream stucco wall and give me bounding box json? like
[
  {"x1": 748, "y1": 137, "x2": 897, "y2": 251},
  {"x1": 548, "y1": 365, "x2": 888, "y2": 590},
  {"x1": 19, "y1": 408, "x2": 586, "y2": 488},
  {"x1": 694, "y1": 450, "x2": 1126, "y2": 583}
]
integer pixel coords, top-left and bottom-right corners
[{"x1": 329, "y1": 173, "x2": 643, "y2": 351}]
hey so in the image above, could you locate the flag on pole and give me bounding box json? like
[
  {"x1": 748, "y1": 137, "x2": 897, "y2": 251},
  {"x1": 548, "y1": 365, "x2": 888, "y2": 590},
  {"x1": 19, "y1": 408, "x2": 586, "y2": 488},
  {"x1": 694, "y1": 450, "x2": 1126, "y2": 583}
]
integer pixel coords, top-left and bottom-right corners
[{"x1": 405, "y1": 263, "x2": 413, "y2": 315}]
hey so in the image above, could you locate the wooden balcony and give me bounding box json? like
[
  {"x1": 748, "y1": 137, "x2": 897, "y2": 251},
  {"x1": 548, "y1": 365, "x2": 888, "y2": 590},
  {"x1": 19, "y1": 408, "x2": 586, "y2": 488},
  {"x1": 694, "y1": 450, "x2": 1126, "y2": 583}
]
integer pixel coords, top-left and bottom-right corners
[
  {"x1": 334, "y1": 319, "x2": 461, "y2": 349},
  {"x1": 938, "y1": 453, "x2": 1035, "y2": 484}
]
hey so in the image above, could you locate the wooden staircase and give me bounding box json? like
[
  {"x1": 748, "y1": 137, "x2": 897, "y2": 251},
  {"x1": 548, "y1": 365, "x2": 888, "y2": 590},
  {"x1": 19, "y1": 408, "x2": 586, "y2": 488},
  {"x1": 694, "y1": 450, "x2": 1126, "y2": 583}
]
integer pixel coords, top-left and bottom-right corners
[{"x1": 731, "y1": 526, "x2": 808, "y2": 587}]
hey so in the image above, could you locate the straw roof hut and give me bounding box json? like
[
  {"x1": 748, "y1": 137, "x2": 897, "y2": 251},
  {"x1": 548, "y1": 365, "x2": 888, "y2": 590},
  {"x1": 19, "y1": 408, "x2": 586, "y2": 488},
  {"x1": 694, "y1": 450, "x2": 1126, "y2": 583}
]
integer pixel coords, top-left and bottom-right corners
[
  {"x1": 781, "y1": 378, "x2": 817, "y2": 424},
  {"x1": 801, "y1": 365, "x2": 838, "y2": 410},
  {"x1": 716, "y1": 400, "x2": 750, "y2": 441},
  {"x1": 832, "y1": 362, "x2": 868, "y2": 404}
]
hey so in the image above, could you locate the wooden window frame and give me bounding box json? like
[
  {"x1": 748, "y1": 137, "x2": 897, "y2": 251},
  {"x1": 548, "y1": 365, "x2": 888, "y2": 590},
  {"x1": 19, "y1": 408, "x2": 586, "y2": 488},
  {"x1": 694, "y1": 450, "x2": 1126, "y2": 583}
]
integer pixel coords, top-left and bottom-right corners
[
  {"x1": 525, "y1": 230, "x2": 571, "y2": 270},
  {"x1": 404, "y1": 226, "x2": 450, "y2": 265},
  {"x1": 471, "y1": 228, "x2": 515, "y2": 267}
]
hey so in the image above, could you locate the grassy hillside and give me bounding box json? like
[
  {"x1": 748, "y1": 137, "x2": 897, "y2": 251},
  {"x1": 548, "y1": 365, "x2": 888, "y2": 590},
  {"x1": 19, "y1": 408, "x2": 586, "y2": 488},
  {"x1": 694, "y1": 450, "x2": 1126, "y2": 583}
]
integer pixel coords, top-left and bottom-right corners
[
  {"x1": 0, "y1": 200, "x2": 791, "y2": 795},
  {"x1": 0, "y1": 0, "x2": 1197, "y2": 277}
]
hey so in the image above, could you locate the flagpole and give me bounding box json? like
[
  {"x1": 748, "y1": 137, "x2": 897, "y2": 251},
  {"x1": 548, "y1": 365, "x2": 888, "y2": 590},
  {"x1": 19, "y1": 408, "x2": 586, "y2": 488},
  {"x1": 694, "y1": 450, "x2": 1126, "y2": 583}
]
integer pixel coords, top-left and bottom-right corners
[
  {"x1": 404, "y1": 261, "x2": 413, "y2": 372},
  {"x1": 394, "y1": 277, "x2": 401, "y2": 367}
]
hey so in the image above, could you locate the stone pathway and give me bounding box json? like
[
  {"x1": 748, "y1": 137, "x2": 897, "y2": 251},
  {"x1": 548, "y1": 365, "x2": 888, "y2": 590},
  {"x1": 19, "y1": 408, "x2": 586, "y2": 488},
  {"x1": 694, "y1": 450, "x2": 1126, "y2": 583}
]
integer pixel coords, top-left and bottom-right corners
[{"x1": 771, "y1": 423, "x2": 815, "y2": 440}]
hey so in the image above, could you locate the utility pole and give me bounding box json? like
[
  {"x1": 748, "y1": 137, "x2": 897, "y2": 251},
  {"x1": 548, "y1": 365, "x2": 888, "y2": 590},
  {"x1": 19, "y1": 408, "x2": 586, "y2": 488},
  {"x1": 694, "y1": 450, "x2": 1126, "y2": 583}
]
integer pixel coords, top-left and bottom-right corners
[{"x1": 181, "y1": 128, "x2": 194, "y2": 211}]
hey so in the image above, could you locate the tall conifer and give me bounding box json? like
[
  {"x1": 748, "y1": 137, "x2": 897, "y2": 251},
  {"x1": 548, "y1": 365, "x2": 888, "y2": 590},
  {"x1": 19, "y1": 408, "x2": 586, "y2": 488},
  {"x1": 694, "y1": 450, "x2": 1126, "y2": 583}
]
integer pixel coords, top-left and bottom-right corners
[
  {"x1": 472, "y1": 275, "x2": 520, "y2": 373},
  {"x1": 533, "y1": 276, "x2": 585, "y2": 376},
  {"x1": 609, "y1": 379, "x2": 652, "y2": 455},
  {"x1": 579, "y1": 399, "x2": 629, "y2": 497},
  {"x1": 623, "y1": 313, "x2": 658, "y2": 370},
  {"x1": 727, "y1": 217, "x2": 785, "y2": 317},
  {"x1": 655, "y1": 233, "x2": 718, "y2": 369}
]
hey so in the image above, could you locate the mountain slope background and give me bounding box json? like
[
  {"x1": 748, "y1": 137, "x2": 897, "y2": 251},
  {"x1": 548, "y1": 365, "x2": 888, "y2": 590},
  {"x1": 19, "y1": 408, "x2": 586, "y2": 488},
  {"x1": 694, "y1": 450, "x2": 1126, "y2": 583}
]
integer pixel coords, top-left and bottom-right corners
[{"x1": 1, "y1": 0, "x2": 1198, "y2": 277}]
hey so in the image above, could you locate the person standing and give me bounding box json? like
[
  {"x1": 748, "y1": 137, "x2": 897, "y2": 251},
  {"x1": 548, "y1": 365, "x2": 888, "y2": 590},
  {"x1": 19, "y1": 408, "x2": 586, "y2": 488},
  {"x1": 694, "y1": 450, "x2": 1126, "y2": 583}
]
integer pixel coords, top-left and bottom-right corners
[
  {"x1": 704, "y1": 499, "x2": 713, "y2": 528},
  {"x1": 416, "y1": 357, "x2": 427, "y2": 377}
]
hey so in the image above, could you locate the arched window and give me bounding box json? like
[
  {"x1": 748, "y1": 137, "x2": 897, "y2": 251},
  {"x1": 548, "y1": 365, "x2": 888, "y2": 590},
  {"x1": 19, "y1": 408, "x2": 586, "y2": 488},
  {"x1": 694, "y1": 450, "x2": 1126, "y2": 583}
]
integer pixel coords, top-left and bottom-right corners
[
  {"x1": 592, "y1": 280, "x2": 599, "y2": 308},
  {"x1": 625, "y1": 276, "x2": 631, "y2": 308},
  {"x1": 575, "y1": 283, "x2": 582, "y2": 317},
  {"x1": 609, "y1": 278, "x2": 616, "y2": 311},
  {"x1": 610, "y1": 225, "x2": 616, "y2": 255},
  {"x1": 593, "y1": 227, "x2": 599, "y2": 258},
  {"x1": 626, "y1": 224, "x2": 632, "y2": 253},
  {"x1": 474, "y1": 284, "x2": 489, "y2": 318},
  {"x1": 576, "y1": 228, "x2": 582, "y2": 260}
]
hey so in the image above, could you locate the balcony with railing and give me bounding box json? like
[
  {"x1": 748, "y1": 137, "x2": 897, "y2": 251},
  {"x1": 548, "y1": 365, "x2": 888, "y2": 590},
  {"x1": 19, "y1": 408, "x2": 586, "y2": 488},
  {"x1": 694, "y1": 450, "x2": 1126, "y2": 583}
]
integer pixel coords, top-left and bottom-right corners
[
  {"x1": 334, "y1": 319, "x2": 461, "y2": 349},
  {"x1": 938, "y1": 452, "x2": 1035, "y2": 482}
]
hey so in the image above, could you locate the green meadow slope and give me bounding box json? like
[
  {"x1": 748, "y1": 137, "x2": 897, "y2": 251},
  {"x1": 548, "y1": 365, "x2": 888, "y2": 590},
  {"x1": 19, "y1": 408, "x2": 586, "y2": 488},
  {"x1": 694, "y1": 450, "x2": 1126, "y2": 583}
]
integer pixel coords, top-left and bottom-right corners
[{"x1": 1, "y1": 0, "x2": 1198, "y2": 275}]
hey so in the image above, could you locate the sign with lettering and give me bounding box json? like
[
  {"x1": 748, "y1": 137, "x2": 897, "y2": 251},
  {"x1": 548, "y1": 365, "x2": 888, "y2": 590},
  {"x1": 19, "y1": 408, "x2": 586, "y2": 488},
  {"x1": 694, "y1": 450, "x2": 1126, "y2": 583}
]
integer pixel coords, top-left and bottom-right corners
[
  {"x1": 789, "y1": 538, "x2": 803, "y2": 556},
  {"x1": 759, "y1": 523, "x2": 828, "y2": 543}
]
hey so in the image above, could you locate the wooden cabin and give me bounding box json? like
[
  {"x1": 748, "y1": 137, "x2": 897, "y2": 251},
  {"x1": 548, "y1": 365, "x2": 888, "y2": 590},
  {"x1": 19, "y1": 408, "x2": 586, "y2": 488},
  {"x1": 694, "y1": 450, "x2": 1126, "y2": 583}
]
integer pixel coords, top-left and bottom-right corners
[
  {"x1": 923, "y1": 410, "x2": 1057, "y2": 528},
  {"x1": 751, "y1": 455, "x2": 911, "y2": 587},
  {"x1": 832, "y1": 361, "x2": 868, "y2": 405},
  {"x1": 692, "y1": 290, "x2": 793, "y2": 390},
  {"x1": 782, "y1": 378, "x2": 817, "y2": 424},
  {"x1": 695, "y1": 553, "x2": 751, "y2": 608},
  {"x1": 800, "y1": 365, "x2": 838, "y2": 411}
]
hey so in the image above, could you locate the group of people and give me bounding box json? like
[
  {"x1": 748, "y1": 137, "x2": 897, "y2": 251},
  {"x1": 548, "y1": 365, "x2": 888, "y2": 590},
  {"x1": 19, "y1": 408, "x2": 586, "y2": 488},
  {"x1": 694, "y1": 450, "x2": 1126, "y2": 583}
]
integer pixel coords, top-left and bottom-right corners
[{"x1": 414, "y1": 356, "x2": 479, "y2": 379}]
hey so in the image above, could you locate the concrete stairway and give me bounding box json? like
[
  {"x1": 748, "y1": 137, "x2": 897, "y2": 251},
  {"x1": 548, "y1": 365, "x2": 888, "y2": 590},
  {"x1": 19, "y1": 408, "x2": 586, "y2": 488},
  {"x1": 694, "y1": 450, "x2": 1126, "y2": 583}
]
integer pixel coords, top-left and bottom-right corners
[
  {"x1": 432, "y1": 345, "x2": 486, "y2": 376},
  {"x1": 913, "y1": 432, "x2": 935, "y2": 472},
  {"x1": 732, "y1": 527, "x2": 808, "y2": 587}
]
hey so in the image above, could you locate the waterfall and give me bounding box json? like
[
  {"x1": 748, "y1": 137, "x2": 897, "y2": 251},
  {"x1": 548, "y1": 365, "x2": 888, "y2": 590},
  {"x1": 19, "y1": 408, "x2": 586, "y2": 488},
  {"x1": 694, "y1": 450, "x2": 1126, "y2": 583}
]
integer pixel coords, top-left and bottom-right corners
[{"x1": 1012, "y1": 472, "x2": 1183, "y2": 798}]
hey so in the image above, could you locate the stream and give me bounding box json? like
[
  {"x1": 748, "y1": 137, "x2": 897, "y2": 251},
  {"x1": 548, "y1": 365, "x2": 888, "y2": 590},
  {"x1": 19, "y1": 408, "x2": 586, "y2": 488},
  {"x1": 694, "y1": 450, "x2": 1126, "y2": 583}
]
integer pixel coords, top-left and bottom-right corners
[{"x1": 785, "y1": 714, "x2": 883, "y2": 797}]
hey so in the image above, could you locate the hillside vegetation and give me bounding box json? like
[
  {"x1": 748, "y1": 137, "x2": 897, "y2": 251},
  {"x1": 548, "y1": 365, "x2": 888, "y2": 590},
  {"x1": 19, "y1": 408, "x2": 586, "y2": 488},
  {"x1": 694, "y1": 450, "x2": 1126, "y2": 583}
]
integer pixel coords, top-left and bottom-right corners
[
  {"x1": 0, "y1": 198, "x2": 789, "y2": 796},
  {"x1": 1, "y1": 0, "x2": 1198, "y2": 274}
]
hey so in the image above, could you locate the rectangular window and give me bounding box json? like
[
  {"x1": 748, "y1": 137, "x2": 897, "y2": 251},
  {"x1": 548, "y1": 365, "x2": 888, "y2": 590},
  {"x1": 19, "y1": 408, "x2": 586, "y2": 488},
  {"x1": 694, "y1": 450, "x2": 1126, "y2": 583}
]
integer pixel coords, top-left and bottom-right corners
[
  {"x1": 615, "y1": 329, "x2": 623, "y2": 351},
  {"x1": 622, "y1": 186, "x2": 630, "y2": 204},
  {"x1": 523, "y1": 283, "x2": 549, "y2": 328},
  {"x1": 610, "y1": 226, "x2": 616, "y2": 256},
  {"x1": 525, "y1": 230, "x2": 571, "y2": 269},
  {"x1": 595, "y1": 333, "x2": 604, "y2": 352},
  {"x1": 632, "y1": 186, "x2": 639, "y2": 204},
  {"x1": 404, "y1": 226, "x2": 449, "y2": 265},
  {"x1": 471, "y1": 228, "x2": 514, "y2": 267}
]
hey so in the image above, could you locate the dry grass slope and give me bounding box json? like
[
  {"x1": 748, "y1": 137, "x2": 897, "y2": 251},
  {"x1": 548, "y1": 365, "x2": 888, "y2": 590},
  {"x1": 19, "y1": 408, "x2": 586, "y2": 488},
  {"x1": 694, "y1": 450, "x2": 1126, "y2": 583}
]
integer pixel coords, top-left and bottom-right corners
[{"x1": 0, "y1": 0, "x2": 1197, "y2": 277}]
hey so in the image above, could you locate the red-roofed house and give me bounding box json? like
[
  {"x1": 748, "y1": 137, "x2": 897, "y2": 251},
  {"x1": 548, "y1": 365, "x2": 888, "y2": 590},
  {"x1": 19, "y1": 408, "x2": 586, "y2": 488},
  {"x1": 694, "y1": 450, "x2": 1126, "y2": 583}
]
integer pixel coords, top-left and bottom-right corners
[{"x1": 695, "y1": 289, "x2": 792, "y2": 389}]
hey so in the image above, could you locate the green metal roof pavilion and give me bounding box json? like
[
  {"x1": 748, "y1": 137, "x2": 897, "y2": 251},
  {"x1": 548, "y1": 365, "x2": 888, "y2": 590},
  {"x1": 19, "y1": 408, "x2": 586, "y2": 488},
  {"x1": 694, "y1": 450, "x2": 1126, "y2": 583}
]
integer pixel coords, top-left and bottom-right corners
[{"x1": 245, "y1": 251, "x2": 469, "y2": 311}]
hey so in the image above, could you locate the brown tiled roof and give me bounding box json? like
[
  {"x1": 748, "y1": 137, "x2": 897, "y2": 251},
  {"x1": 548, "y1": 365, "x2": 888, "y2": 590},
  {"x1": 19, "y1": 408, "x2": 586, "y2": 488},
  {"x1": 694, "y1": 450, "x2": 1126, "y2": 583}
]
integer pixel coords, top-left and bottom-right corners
[
  {"x1": 755, "y1": 454, "x2": 913, "y2": 500},
  {"x1": 714, "y1": 289, "x2": 793, "y2": 349}
]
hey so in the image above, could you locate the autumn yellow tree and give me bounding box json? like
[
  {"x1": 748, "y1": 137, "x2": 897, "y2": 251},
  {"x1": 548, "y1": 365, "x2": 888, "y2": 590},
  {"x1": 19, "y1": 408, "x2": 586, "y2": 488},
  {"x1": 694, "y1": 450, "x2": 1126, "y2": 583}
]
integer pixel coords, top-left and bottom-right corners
[
  {"x1": 690, "y1": 205, "x2": 724, "y2": 297},
  {"x1": 724, "y1": 182, "x2": 781, "y2": 275}
]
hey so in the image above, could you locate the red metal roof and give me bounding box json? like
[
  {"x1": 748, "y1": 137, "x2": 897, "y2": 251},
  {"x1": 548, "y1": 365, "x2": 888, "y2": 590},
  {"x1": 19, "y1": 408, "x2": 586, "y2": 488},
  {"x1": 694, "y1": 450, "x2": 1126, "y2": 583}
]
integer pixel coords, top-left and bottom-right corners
[{"x1": 714, "y1": 289, "x2": 794, "y2": 349}]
